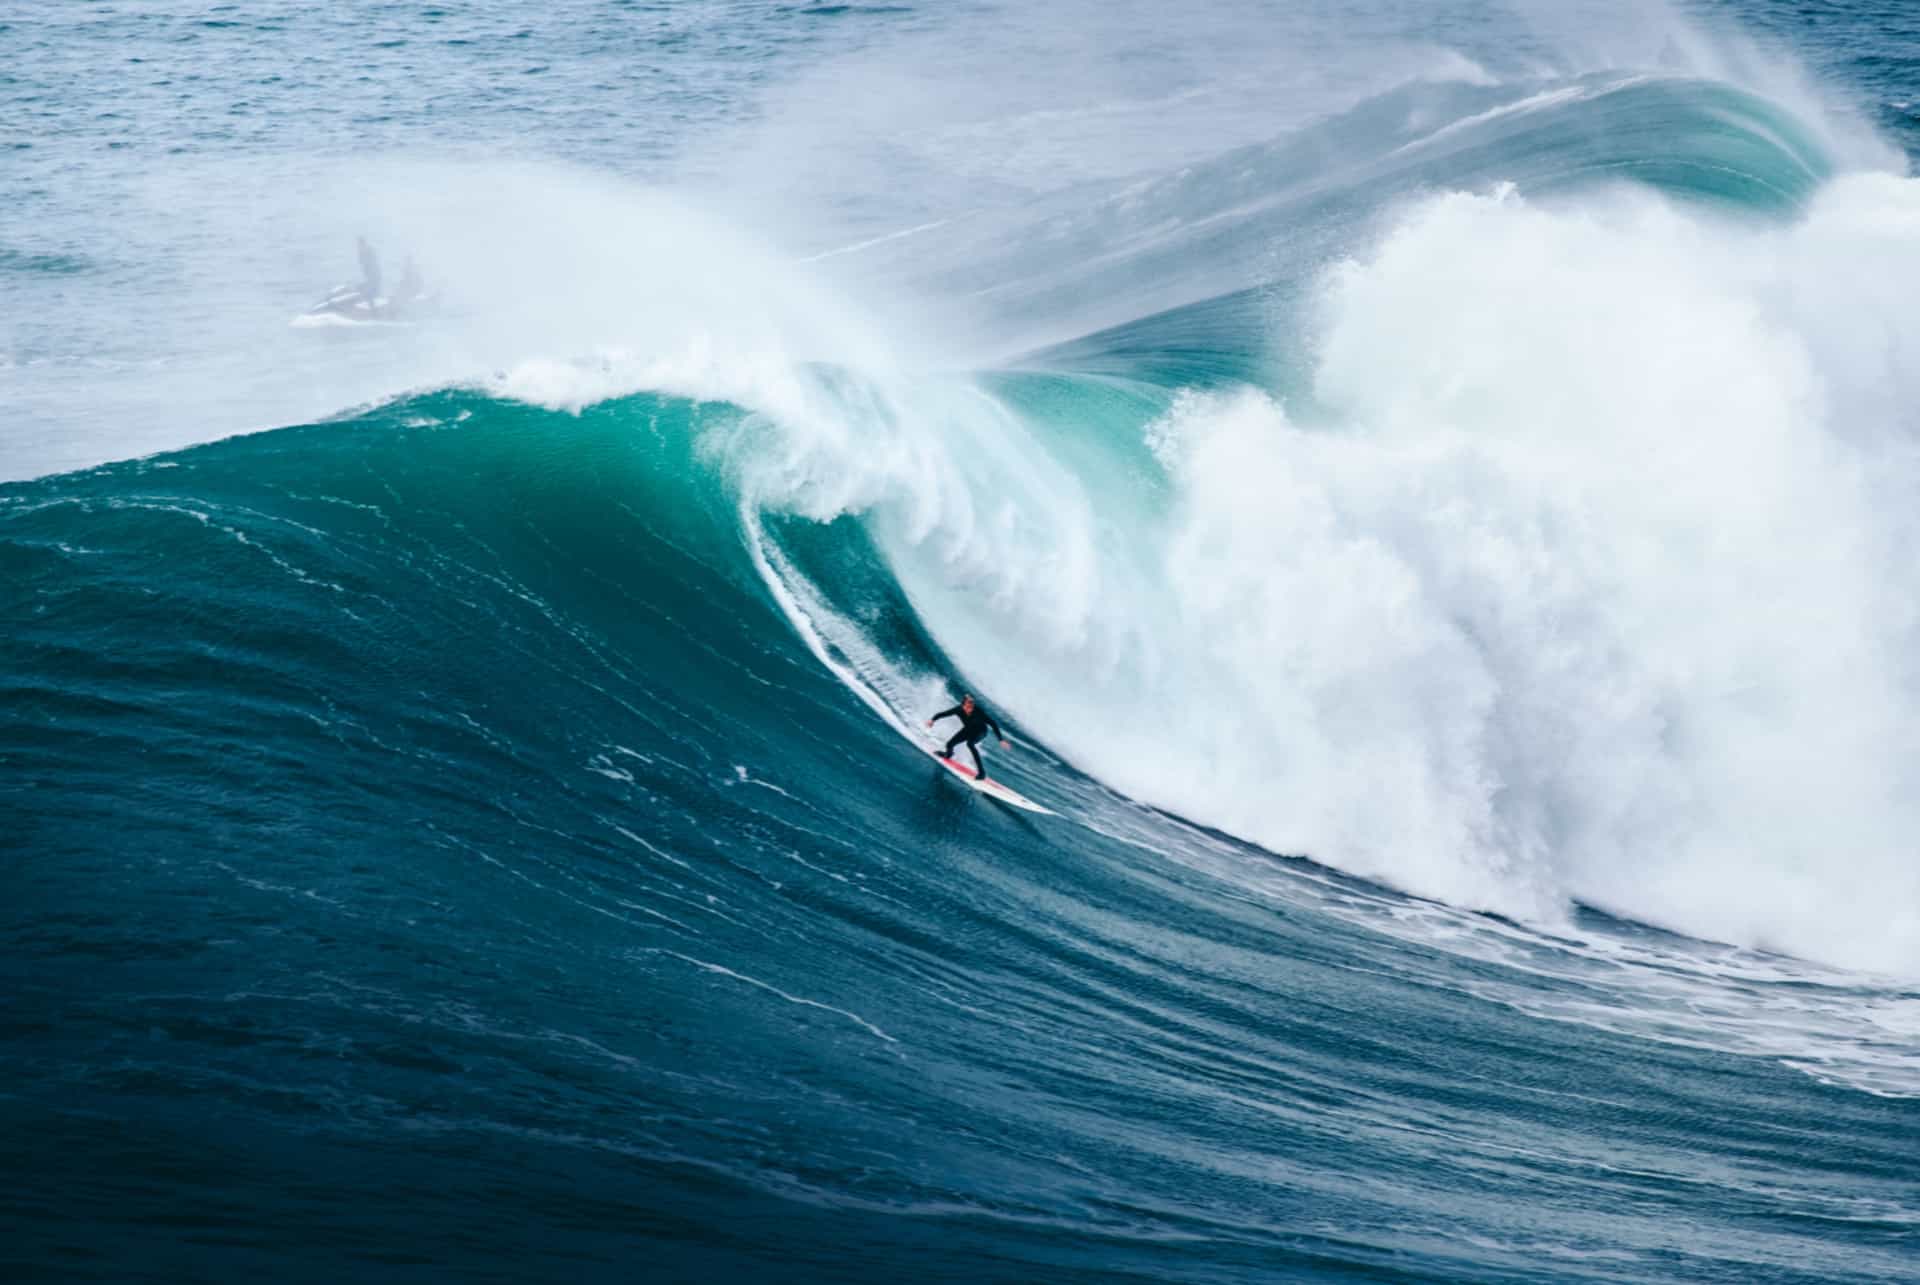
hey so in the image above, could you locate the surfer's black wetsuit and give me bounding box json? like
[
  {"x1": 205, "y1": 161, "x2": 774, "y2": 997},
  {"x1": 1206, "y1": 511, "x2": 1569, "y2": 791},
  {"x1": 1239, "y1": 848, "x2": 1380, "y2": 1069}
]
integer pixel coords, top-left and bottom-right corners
[{"x1": 931, "y1": 703, "x2": 1002, "y2": 780}]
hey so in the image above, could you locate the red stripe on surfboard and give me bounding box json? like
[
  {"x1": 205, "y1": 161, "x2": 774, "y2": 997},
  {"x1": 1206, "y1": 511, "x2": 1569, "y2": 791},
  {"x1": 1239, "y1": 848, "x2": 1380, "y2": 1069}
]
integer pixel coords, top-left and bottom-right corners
[{"x1": 940, "y1": 756, "x2": 1010, "y2": 789}]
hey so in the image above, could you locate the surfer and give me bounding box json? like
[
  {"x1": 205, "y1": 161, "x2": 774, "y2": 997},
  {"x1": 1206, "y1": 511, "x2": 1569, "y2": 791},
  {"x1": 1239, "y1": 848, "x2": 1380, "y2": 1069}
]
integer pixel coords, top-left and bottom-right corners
[{"x1": 927, "y1": 694, "x2": 1010, "y2": 782}]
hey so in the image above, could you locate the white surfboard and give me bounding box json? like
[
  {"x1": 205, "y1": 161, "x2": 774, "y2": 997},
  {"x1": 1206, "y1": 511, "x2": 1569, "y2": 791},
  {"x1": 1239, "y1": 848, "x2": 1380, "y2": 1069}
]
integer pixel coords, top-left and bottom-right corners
[{"x1": 931, "y1": 750, "x2": 1053, "y2": 814}]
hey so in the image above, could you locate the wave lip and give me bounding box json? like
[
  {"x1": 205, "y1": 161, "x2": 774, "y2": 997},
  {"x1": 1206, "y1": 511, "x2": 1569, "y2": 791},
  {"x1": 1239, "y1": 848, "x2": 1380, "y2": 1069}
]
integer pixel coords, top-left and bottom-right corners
[{"x1": 835, "y1": 71, "x2": 1841, "y2": 359}]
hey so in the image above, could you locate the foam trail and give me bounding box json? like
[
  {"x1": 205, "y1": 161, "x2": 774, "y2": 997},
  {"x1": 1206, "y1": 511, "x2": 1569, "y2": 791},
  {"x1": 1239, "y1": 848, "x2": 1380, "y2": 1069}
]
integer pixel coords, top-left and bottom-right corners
[{"x1": 743, "y1": 504, "x2": 948, "y2": 748}]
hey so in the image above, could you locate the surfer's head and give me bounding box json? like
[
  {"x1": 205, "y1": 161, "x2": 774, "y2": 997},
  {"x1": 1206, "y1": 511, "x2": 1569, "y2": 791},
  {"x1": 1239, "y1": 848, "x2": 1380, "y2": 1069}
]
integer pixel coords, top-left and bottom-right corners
[{"x1": 960, "y1": 694, "x2": 975, "y2": 712}]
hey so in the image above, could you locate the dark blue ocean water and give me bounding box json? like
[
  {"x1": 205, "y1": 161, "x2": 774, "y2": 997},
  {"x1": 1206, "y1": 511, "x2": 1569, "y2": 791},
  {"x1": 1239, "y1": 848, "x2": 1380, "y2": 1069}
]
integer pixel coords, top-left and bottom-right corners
[{"x1": 6, "y1": 3, "x2": 1920, "y2": 1282}]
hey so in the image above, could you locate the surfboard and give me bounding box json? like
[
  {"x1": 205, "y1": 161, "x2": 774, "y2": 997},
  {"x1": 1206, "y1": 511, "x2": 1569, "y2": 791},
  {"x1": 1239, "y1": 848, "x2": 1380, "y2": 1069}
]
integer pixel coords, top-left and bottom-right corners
[{"x1": 932, "y1": 751, "x2": 1054, "y2": 814}]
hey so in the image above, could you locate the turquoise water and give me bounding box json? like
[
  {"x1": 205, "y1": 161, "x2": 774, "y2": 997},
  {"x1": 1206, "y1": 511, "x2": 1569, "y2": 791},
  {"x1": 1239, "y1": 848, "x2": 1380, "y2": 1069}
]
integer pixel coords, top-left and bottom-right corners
[{"x1": 7, "y1": 3, "x2": 1920, "y2": 1281}]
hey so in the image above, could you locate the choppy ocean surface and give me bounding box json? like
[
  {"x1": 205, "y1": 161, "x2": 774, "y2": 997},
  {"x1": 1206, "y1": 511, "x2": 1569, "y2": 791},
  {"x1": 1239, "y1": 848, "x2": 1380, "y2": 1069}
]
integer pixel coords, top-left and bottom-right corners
[{"x1": 6, "y1": 2, "x2": 1920, "y2": 1281}]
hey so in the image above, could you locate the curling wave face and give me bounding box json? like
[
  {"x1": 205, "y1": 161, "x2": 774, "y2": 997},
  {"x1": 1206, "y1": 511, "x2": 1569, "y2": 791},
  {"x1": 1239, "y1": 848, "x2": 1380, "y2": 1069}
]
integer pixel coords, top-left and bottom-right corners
[{"x1": 7, "y1": 381, "x2": 1919, "y2": 1282}]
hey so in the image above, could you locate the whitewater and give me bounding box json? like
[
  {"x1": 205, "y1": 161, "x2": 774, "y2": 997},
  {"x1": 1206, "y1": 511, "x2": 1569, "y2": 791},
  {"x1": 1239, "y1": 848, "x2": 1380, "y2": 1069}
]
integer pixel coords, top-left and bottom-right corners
[{"x1": 6, "y1": 1, "x2": 1920, "y2": 1281}]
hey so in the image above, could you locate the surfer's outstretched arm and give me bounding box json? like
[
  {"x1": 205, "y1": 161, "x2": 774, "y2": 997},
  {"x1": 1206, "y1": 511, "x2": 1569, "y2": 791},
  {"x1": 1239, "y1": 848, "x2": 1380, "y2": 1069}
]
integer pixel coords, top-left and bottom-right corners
[{"x1": 927, "y1": 705, "x2": 962, "y2": 728}]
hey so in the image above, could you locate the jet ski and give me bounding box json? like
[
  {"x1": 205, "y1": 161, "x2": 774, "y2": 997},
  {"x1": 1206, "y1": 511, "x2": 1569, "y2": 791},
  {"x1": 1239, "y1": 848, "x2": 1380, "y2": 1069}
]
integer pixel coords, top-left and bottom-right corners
[{"x1": 290, "y1": 282, "x2": 435, "y2": 329}]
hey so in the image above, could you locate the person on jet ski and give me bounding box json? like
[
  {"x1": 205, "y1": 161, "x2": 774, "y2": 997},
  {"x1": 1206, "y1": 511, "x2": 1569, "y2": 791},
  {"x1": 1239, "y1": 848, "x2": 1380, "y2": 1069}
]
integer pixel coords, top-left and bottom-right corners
[
  {"x1": 397, "y1": 254, "x2": 422, "y2": 303},
  {"x1": 356, "y1": 235, "x2": 383, "y2": 301}
]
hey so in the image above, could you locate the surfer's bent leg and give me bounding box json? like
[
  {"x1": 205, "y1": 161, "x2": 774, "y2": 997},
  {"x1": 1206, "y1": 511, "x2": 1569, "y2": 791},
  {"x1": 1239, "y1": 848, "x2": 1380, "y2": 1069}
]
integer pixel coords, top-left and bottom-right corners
[
  {"x1": 944, "y1": 729, "x2": 968, "y2": 758},
  {"x1": 966, "y1": 734, "x2": 987, "y2": 780}
]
